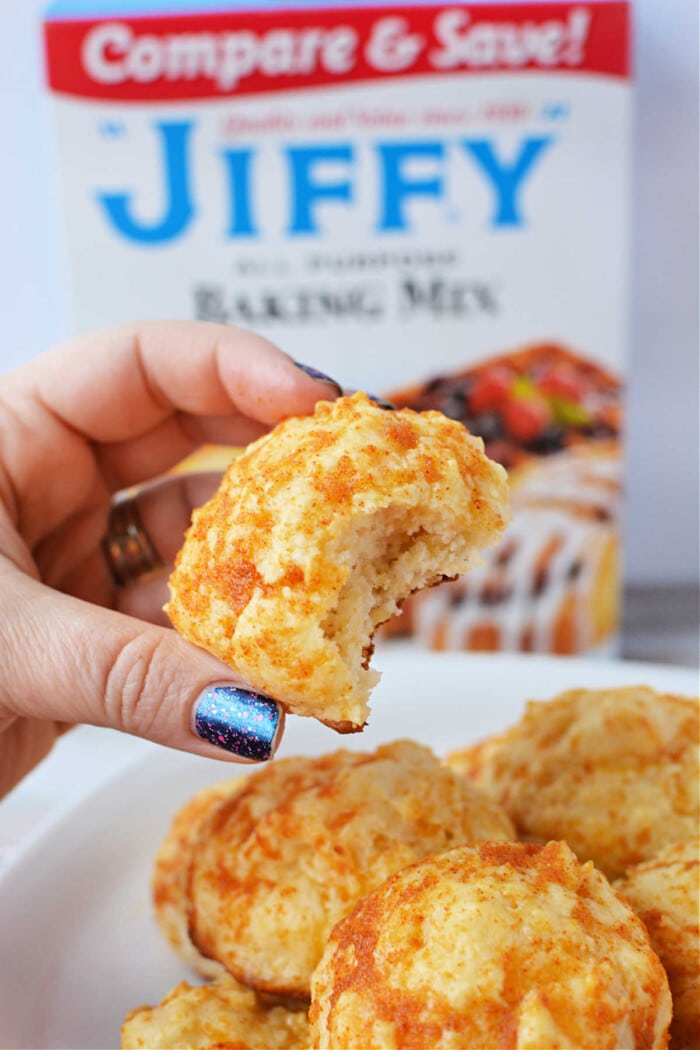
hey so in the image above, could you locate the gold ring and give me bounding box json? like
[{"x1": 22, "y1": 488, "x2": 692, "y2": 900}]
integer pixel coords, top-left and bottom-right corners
[{"x1": 102, "y1": 496, "x2": 164, "y2": 588}]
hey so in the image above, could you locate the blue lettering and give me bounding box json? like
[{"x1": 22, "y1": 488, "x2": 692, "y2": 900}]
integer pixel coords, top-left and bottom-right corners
[
  {"x1": 462, "y1": 137, "x2": 554, "y2": 227},
  {"x1": 221, "y1": 149, "x2": 258, "y2": 237},
  {"x1": 95, "y1": 129, "x2": 555, "y2": 244},
  {"x1": 377, "y1": 141, "x2": 445, "y2": 232},
  {"x1": 286, "y1": 144, "x2": 354, "y2": 236},
  {"x1": 97, "y1": 121, "x2": 195, "y2": 245}
]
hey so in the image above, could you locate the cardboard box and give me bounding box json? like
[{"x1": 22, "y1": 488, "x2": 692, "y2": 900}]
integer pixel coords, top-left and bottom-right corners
[{"x1": 44, "y1": 0, "x2": 631, "y2": 654}]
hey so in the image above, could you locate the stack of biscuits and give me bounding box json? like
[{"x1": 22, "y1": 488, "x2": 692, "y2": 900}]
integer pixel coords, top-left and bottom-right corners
[{"x1": 122, "y1": 686, "x2": 699, "y2": 1050}]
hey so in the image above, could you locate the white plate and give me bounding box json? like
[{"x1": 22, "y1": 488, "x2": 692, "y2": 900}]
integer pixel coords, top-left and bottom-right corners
[{"x1": 0, "y1": 652, "x2": 696, "y2": 1050}]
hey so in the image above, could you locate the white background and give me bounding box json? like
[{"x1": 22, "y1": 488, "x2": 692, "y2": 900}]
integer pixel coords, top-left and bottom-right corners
[{"x1": 0, "y1": 0, "x2": 697, "y2": 586}]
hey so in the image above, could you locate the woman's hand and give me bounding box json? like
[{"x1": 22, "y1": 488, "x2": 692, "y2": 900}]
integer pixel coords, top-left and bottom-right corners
[{"x1": 0, "y1": 321, "x2": 341, "y2": 798}]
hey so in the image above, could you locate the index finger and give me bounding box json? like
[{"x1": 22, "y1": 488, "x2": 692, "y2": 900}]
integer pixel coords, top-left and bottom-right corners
[{"x1": 12, "y1": 321, "x2": 341, "y2": 443}]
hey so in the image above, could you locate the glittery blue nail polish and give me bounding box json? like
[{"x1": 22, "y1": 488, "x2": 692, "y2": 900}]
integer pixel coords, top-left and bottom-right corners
[
  {"x1": 194, "y1": 685, "x2": 281, "y2": 761},
  {"x1": 367, "y1": 393, "x2": 397, "y2": 410},
  {"x1": 293, "y1": 361, "x2": 343, "y2": 396}
]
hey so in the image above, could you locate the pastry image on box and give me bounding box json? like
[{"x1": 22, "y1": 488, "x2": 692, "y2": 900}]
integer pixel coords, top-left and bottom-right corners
[{"x1": 384, "y1": 343, "x2": 623, "y2": 654}]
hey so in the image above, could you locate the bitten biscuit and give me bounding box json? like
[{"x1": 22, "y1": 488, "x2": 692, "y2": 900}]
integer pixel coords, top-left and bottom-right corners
[
  {"x1": 617, "y1": 838, "x2": 700, "y2": 1050},
  {"x1": 310, "y1": 841, "x2": 672, "y2": 1049},
  {"x1": 120, "y1": 975, "x2": 310, "y2": 1050},
  {"x1": 187, "y1": 740, "x2": 515, "y2": 999},
  {"x1": 166, "y1": 393, "x2": 509, "y2": 730},
  {"x1": 446, "y1": 686, "x2": 699, "y2": 879}
]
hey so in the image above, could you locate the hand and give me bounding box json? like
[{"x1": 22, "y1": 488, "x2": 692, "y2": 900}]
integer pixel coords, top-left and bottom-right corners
[{"x1": 0, "y1": 322, "x2": 341, "y2": 798}]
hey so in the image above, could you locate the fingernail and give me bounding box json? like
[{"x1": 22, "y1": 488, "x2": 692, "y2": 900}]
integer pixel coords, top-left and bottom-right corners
[
  {"x1": 367, "y1": 393, "x2": 397, "y2": 410},
  {"x1": 293, "y1": 361, "x2": 343, "y2": 397},
  {"x1": 193, "y1": 685, "x2": 282, "y2": 761}
]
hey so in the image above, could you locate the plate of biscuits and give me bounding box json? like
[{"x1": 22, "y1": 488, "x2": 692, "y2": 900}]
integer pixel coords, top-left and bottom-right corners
[{"x1": 0, "y1": 652, "x2": 696, "y2": 1050}]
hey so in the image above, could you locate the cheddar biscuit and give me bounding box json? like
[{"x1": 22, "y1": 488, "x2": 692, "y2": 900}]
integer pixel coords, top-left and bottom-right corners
[
  {"x1": 187, "y1": 740, "x2": 515, "y2": 999},
  {"x1": 154, "y1": 753, "x2": 362, "y2": 978},
  {"x1": 152, "y1": 778, "x2": 243, "y2": 979},
  {"x1": 121, "y1": 975, "x2": 310, "y2": 1050},
  {"x1": 310, "y1": 840, "x2": 672, "y2": 1049},
  {"x1": 166, "y1": 393, "x2": 509, "y2": 731},
  {"x1": 617, "y1": 838, "x2": 700, "y2": 1050},
  {"x1": 447, "y1": 685, "x2": 699, "y2": 878}
]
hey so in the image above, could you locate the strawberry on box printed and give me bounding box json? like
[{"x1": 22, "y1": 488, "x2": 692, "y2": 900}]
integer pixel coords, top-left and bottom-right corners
[{"x1": 44, "y1": 0, "x2": 631, "y2": 654}]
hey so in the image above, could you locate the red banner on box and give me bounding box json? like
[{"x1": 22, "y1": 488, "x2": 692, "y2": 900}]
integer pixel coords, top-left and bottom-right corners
[{"x1": 45, "y1": 3, "x2": 630, "y2": 102}]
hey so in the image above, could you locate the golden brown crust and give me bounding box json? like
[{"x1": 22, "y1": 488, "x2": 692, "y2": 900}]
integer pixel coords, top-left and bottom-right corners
[
  {"x1": 166, "y1": 393, "x2": 509, "y2": 729},
  {"x1": 445, "y1": 686, "x2": 699, "y2": 879},
  {"x1": 120, "y1": 975, "x2": 310, "y2": 1049},
  {"x1": 616, "y1": 838, "x2": 700, "y2": 1050},
  {"x1": 152, "y1": 779, "x2": 245, "y2": 979},
  {"x1": 310, "y1": 841, "x2": 672, "y2": 1049},
  {"x1": 187, "y1": 741, "x2": 514, "y2": 1000}
]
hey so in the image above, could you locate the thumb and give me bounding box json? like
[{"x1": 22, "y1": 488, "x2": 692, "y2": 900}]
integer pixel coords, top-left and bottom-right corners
[{"x1": 1, "y1": 571, "x2": 284, "y2": 763}]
